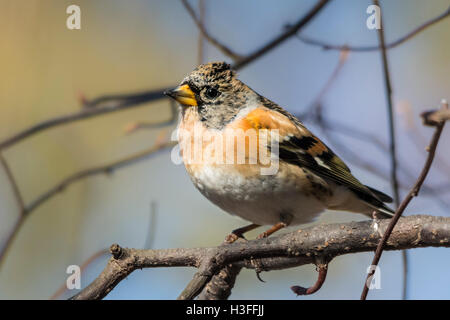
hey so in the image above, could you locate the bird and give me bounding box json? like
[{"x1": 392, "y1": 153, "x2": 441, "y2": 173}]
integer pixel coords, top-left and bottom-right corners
[{"x1": 165, "y1": 61, "x2": 393, "y2": 242}]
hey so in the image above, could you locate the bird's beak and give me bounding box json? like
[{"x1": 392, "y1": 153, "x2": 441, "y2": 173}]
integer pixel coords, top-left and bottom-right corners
[{"x1": 164, "y1": 84, "x2": 198, "y2": 107}]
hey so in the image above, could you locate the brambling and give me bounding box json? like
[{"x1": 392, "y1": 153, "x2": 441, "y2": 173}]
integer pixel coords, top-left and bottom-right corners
[{"x1": 165, "y1": 62, "x2": 393, "y2": 240}]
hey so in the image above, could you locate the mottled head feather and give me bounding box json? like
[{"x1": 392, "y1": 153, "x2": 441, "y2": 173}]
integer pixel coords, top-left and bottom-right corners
[{"x1": 181, "y1": 61, "x2": 236, "y2": 91}]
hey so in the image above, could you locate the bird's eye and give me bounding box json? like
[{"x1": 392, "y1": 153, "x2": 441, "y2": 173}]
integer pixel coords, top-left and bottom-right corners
[{"x1": 205, "y1": 87, "x2": 220, "y2": 99}]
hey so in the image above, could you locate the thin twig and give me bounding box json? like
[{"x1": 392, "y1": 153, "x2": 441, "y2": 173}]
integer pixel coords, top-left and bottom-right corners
[
  {"x1": 0, "y1": 89, "x2": 170, "y2": 151},
  {"x1": 181, "y1": 0, "x2": 243, "y2": 61},
  {"x1": 0, "y1": 153, "x2": 26, "y2": 267},
  {"x1": 372, "y1": 0, "x2": 405, "y2": 298},
  {"x1": 0, "y1": 216, "x2": 25, "y2": 270},
  {"x1": 295, "y1": 6, "x2": 450, "y2": 51},
  {"x1": 26, "y1": 141, "x2": 175, "y2": 214},
  {"x1": 402, "y1": 106, "x2": 450, "y2": 186},
  {"x1": 0, "y1": 153, "x2": 25, "y2": 212},
  {"x1": 361, "y1": 101, "x2": 448, "y2": 300}
]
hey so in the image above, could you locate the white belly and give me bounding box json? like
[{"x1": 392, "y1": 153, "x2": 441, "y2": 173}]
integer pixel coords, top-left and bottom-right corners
[{"x1": 188, "y1": 164, "x2": 328, "y2": 226}]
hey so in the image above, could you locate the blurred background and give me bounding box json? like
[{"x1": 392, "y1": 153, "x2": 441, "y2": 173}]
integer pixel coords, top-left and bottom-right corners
[{"x1": 0, "y1": 0, "x2": 449, "y2": 299}]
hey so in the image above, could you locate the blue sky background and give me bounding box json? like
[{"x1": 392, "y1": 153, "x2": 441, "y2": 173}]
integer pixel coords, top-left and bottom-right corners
[{"x1": 0, "y1": 0, "x2": 449, "y2": 299}]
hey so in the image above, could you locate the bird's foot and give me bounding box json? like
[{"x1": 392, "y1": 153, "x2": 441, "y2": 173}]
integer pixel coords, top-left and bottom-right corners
[{"x1": 225, "y1": 233, "x2": 242, "y2": 244}]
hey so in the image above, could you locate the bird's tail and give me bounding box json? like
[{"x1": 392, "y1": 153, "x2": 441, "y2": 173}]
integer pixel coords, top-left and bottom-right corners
[
  {"x1": 365, "y1": 186, "x2": 393, "y2": 203},
  {"x1": 363, "y1": 185, "x2": 395, "y2": 218}
]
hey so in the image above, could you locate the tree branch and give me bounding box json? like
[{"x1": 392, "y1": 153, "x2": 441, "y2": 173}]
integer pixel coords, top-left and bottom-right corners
[
  {"x1": 0, "y1": 89, "x2": 171, "y2": 151},
  {"x1": 70, "y1": 215, "x2": 450, "y2": 300},
  {"x1": 295, "y1": 6, "x2": 450, "y2": 51},
  {"x1": 0, "y1": 153, "x2": 26, "y2": 267}
]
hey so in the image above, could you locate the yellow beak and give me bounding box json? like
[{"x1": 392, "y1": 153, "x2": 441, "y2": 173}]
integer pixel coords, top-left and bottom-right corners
[{"x1": 164, "y1": 84, "x2": 197, "y2": 107}]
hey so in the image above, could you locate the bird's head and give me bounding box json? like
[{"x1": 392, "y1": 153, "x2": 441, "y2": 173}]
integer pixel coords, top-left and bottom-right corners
[{"x1": 165, "y1": 61, "x2": 251, "y2": 109}]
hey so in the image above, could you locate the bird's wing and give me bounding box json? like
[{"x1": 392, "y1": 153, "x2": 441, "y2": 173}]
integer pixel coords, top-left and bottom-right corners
[{"x1": 241, "y1": 105, "x2": 393, "y2": 216}]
